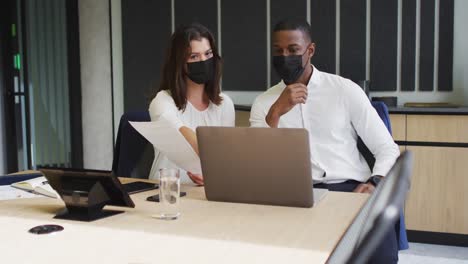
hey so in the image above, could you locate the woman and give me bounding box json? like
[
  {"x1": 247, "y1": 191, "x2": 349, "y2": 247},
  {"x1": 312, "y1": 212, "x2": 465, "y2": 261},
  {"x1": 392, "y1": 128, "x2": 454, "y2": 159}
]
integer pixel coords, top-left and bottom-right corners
[{"x1": 148, "y1": 23, "x2": 235, "y2": 185}]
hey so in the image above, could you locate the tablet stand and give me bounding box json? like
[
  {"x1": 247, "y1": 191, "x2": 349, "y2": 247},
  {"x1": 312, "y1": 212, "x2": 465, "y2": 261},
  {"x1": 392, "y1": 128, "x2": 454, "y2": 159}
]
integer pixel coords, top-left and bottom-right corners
[{"x1": 54, "y1": 181, "x2": 124, "y2": 221}]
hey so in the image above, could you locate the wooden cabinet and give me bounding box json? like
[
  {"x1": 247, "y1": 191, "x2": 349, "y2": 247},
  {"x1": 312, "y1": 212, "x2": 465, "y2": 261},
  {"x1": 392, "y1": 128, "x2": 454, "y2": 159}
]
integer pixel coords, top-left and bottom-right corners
[
  {"x1": 389, "y1": 114, "x2": 468, "y2": 235},
  {"x1": 407, "y1": 115, "x2": 468, "y2": 143},
  {"x1": 405, "y1": 146, "x2": 468, "y2": 234},
  {"x1": 235, "y1": 111, "x2": 250, "y2": 127},
  {"x1": 389, "y1": 114, "x2": 406, "y2": 141}
]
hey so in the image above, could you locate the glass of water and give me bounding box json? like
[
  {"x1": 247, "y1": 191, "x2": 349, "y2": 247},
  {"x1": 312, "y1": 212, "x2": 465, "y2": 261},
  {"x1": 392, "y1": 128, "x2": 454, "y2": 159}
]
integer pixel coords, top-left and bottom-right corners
[{"x1": 156, "y1": 168, "x2": 180, "y2": 220}]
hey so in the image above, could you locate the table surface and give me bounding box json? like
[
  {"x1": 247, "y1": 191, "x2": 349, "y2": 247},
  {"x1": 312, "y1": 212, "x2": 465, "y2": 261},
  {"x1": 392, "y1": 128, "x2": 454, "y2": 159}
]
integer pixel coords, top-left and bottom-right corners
[{"x1": 0, "y1": 178, "x2": 367, "y2": 264}]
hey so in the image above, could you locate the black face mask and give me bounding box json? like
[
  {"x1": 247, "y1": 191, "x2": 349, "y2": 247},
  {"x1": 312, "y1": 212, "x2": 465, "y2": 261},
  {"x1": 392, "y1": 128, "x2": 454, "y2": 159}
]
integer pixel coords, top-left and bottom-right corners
[
  {"x1": 186, "y1": 57, "x2": 215, "y2": 84},
  {"x1": 272, "y1": 48, "x2": 309, "y2": 85}
]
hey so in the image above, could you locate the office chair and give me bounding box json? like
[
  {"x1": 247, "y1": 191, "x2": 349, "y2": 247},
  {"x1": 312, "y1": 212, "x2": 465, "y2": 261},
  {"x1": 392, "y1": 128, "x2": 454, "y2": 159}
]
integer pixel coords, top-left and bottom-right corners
[
  {"x1": 357, "y1": 100, "x2": 409, "y2": 250},
  {"x1": 112, "y1": 111, "x2": 154, "y2": 179},
  {"x1": 326, "y1": 151, "x2": 413, "y2": 264}
]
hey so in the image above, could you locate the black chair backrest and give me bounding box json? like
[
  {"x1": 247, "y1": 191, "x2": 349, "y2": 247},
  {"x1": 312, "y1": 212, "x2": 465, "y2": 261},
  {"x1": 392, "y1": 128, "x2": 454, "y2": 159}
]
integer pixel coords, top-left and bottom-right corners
[
  {"x1": 112, "y1": 111, "x2": 154, "y2": 179},
  {"x1": 326, "y1": 151, "x2": 413, "y2": 264}
]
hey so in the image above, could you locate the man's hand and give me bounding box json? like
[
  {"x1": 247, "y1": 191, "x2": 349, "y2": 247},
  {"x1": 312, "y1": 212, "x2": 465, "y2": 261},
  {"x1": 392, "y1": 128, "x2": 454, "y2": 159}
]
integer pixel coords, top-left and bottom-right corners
[
  {"x1": 353, "y1": 183, "x2": 376, "y2": 193},
  {"x1": 187, "y1": 172, "x2": 204, "y2": 186},
  {"x1": 266, "y1": 83, "x2": 308, "y2": 127}
]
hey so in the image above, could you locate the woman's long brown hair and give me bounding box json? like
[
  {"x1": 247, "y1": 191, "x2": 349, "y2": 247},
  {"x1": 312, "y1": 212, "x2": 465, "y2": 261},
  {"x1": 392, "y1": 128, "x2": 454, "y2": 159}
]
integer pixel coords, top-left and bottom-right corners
[{"x1": 151, "y1": 23, "x2": 223, "y2": 111}]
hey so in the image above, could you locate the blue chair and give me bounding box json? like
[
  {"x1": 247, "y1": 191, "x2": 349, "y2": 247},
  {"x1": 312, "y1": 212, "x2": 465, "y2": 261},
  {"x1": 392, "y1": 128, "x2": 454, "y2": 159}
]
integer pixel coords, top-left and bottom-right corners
[
  {"x1": 112, "y1": 111, "x2": 154, "y2": 179},
  {"x1": 357, "y1": 101, "x2": 409, "y2": 250},
  {"x1": 327, "y1": 151, "x2": 413, "y2": 264}
]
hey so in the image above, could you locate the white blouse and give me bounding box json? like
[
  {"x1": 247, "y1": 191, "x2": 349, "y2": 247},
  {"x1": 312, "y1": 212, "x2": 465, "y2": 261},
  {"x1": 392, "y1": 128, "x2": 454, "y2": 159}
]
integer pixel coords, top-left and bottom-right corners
[{"x1": 148, "y1": 90, "x2": 235, "y2": 182}]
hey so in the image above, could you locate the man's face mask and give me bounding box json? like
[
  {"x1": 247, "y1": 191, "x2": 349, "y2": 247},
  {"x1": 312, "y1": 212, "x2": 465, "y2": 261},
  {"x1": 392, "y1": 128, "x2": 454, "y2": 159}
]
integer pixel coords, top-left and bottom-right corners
[
  {"x1": 186, "y1": 57, "x2": 215, "y2": 84},
  {"x1": 272, "y1": 46, "x2": 310, "y2": 85}
]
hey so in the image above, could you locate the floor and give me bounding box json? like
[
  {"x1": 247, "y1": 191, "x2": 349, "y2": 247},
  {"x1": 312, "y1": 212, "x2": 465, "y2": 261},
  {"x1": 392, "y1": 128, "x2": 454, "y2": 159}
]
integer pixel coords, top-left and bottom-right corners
[{"x1": 399, "y1": 243, "x2": 468, "y2": 263}]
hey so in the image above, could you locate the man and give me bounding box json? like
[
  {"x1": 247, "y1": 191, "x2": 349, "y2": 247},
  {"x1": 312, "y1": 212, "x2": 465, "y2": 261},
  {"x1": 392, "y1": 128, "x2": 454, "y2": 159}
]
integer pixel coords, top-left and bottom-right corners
[{"x1": 250, "y1": 18, "x2": 400, "y2": 263}]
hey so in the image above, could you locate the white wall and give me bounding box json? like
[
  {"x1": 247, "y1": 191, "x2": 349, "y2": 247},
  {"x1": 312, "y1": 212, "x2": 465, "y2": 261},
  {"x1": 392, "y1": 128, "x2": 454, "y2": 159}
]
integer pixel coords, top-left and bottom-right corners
[
  {"x1": 453, "y1": 0, "x2": 468, "y2": 104},
  {"x1": 79, "y1": 0, "x2": 114, "y2": 170},
  {"x1": 111, "y1": 0, "x2": 124, "y2": 143}
]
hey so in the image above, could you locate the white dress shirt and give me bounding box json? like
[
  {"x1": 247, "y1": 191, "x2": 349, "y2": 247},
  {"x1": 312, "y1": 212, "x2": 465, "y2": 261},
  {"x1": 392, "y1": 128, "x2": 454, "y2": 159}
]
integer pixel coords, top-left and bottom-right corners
[
  {"x1": 148, "y1": 90, "x2": 235, "y2": 182},
  {"x1": 250, "y1": 66, "x2": 400, "y2": 184}
]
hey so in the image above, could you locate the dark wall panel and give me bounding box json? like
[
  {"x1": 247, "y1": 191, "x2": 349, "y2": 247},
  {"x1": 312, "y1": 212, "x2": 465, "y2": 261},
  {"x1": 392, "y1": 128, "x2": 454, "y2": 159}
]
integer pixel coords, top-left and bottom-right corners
[
  {"x1": 122, "y1": 0, "x2": 171, "y2": 112},
  {"x1": 222, "y1": 0, "x2": 266, "y2": 91},
  {"x1": 370, "y1": 0, "x2": 397, "y2": 91},
  {"x1": 119, "y1": 0, "x2": 455, "y2": 97},
  {"x1": 419, "y1": 0, "x2": 435, "y2": 91},
  {"x1": 270, "y1": 0, "x2": 307, "y2": 85},
  {"x1": 438, "y1": 0, "x2": 454, "y2": 91},
  {"x1": 175, "y1": 0, "x2": 218, "y2": 41},
  {"x1": 401, "y1": 0, "x2": 416, "y2": 91},
  {"x1": 310, "y1": 0, "x2": 335, "y2": 74},
  {"x1": 340, "y1": 0, "x2": 366, "y2": 83}
]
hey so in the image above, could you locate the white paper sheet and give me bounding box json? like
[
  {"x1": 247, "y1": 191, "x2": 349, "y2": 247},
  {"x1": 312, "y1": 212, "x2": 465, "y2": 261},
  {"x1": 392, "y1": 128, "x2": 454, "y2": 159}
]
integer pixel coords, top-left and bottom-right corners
[
  {"x1": 0, "y1": 185, "x2": 41, "y2": 200},
  {"x1": 130, "y1": 121, "x2": 202, "y2": 174}
]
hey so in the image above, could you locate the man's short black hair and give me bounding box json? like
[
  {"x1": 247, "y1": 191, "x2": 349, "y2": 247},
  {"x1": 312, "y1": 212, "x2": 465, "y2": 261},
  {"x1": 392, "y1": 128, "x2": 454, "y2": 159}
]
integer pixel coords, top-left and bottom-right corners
[{"x1": 273, "y1": 18, "x2": 312, "y2": 42}]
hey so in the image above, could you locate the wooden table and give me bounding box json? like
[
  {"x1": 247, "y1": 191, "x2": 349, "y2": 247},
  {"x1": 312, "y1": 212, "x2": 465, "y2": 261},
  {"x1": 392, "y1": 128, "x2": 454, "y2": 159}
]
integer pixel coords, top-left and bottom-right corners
[{"x1": 0, "y1": 178, "x2": 367, "y2": 264}]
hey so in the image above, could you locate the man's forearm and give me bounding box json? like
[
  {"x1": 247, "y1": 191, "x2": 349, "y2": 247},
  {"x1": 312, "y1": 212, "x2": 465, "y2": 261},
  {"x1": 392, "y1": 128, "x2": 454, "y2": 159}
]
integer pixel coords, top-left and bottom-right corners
[{"x1": 266, "y1": 105, "x2": 281, "y2": 128}]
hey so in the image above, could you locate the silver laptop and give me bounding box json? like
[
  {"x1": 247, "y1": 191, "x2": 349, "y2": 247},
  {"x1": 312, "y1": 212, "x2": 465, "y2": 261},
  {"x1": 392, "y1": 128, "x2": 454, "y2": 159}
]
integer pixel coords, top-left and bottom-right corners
[{"x1": 197, "y1": 127, "x2": 326, "y2": 208}]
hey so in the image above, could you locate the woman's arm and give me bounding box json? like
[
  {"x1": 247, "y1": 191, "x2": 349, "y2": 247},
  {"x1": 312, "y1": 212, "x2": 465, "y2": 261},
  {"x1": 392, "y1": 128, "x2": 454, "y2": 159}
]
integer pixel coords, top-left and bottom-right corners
[
  {"x1": 221, "y1": 94, "x2": 236, "y2": 127},
  {"x1": 180, "y1": 128, "x2": 203, "y2": 185},
  {"x1": 149, "y1": 91, "x2": 203, "y2": 185},
  {"x1": 179, "y1": 126, "x2": 199, "y2": 155},
  {"x1": 150, "y1": 91, "x2": 198, "y2": 153}
]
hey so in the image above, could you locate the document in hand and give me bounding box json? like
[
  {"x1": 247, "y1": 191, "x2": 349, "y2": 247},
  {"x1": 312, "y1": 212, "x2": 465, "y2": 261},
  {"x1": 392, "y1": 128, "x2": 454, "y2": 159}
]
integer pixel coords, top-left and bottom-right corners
[
  {"x1": 11, "y1": 176, "x2": 58, "y2": 198},
  {"x1": 129, "y1": 121, "x2": 202, "y2": 174}
]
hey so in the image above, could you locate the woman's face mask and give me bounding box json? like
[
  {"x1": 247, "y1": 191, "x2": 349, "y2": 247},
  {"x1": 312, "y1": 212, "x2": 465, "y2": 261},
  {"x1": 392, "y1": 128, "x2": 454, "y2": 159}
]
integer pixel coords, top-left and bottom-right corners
[{"x1": 186, "y1": 57, "x2": 214, "y2": 84}]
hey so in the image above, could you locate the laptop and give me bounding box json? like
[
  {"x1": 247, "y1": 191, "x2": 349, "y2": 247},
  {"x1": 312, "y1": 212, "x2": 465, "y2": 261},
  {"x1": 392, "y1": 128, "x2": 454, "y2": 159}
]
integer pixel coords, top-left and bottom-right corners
[{"x1": 196, "y1": 127, "x2": 326, "y2": 208}]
